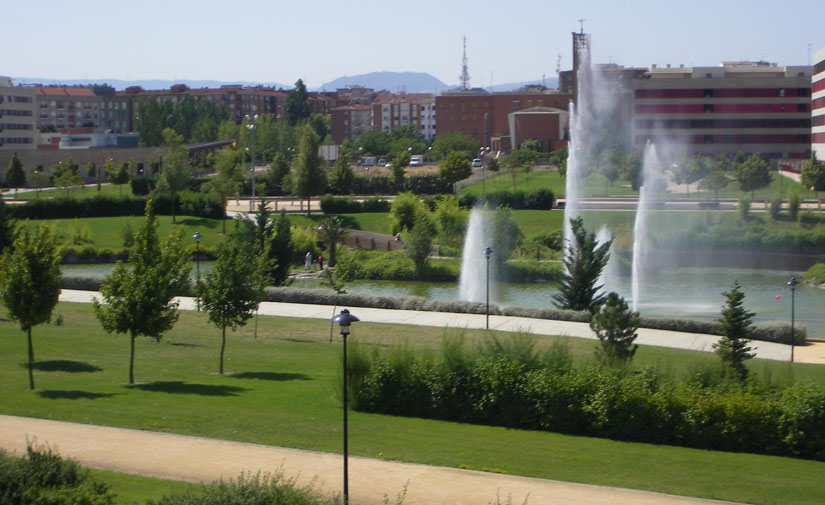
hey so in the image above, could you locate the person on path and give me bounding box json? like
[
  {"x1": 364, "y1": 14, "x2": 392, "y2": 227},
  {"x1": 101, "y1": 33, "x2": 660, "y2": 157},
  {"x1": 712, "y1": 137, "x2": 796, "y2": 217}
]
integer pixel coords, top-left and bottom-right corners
[
  {"x1": 318, "y1": 255, "x2": 324, "y2": 270},
  {"x1": 304, "y1": 251, "x2": 312, "y2": 271}
]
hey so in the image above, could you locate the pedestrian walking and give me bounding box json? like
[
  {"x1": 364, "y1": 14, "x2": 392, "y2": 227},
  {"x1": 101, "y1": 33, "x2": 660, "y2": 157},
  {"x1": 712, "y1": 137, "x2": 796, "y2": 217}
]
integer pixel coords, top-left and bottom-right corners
[
  {"x1": 304, "y1": 251, "x2": 312, "y2": 270},
  {"x1": 318, "y1": 254, "x2": 324, "y2": 270}
]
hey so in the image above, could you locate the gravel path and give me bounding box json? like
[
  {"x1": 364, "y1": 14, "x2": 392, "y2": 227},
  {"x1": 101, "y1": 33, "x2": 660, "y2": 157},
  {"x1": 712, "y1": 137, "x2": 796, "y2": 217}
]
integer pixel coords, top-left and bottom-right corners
[{"x1": 0, "y1": 415, "x2": 741, "y2": 505}]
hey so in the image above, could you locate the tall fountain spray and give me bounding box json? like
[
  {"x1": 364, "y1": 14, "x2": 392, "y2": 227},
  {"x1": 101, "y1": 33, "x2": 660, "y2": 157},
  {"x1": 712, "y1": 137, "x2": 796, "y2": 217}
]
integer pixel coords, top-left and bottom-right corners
[
  {"x1": 562, "y1": 44, "x2": 593, "y2": 245},
  {"x1": 596, "y1": 225, "x2": 619, "y2": 295},
  {"x1": 458, "y1": 207, "x2": 494, "y2": 303},
  {"x1": 631, "y1": 142, "x2": 659, "y2": 311}
]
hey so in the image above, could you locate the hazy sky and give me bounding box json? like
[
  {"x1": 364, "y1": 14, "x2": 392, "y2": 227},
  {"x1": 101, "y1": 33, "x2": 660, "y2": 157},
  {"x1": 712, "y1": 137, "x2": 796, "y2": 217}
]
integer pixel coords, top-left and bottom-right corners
[{"x1": 7, "y1": 0, "x2": 825, "y2": 88}]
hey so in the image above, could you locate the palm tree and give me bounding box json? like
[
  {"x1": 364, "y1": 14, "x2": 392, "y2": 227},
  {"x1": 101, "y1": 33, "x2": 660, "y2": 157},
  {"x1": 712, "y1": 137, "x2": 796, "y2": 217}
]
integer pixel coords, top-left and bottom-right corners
[{"x1": 317, "y1": 215, "x2": 349, "y2": 268}]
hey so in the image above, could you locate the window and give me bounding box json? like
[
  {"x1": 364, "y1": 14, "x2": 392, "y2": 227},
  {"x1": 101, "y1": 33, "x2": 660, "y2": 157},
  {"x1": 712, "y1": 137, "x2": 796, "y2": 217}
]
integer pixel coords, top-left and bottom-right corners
[
  {"x1": 703, "y1": 135, "x2": 713, "y2": 144},
  {"x1": 705, "y1": 73, "x2": 712, "y2": 78},
  {"x1": 798, "y1": 103, "x2": 807, "y2": 112},
  {"x1": 779, "y1": 89, "x2": 785, "y2": 97},
  {"x1": 704, "y1": 104, "x2": 713, "y2": 113},
  {"x1": 512, "y1": 101, "x2": 521, "y2": 111},
  {"x1": 703, "y1": 89, "x2": 713, "y2": 98}
]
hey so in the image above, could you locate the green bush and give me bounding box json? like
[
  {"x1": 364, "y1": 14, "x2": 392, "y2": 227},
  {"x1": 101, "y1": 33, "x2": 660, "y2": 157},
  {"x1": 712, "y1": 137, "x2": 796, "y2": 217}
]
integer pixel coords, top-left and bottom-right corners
[
  {"x1": 354, "y1": 347, "x2": 825, "y2": 461},
  {"x1": 0, "y1": 443, "x2": 115, "y2": 505},
  {"x1": 319, "y1": 196, "x2": 391, "y2": 214},
  {"x1": 459, "y1": 189, "x2": 555, "y2": 210},
  {"x1": 131, "y1": 176, "x2": 156, "y2": 196},
  {"x1": 804, "y1": 262, "x2": 825, "y2": 285},
  {"x1": 7, "y1": 193, "x2": 221, "y2": 220},
  {"x1": 147, "y1": 471, "x2": 336, "y2": 505}
]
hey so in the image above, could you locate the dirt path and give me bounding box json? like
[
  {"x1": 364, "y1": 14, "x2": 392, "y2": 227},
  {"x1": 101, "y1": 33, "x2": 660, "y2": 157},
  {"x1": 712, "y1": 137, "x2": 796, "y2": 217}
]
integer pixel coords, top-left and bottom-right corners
[{"x1": 0, "y1": 415, "x2": 739, "y2": 505}]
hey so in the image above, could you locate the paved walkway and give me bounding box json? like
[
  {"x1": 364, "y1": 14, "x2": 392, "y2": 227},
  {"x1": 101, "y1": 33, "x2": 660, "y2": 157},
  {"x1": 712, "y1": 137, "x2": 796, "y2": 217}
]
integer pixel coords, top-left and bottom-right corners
[
  {"x1": 59, "y1": 290, "x2": 825, "y2": 364},
  {"x1": 0, "y1": 415, "x2": 739, "y2": 505}
]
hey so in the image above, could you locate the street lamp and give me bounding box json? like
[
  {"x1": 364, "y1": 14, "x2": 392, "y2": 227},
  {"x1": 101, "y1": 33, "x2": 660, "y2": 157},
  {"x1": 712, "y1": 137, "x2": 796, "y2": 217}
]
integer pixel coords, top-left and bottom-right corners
[
  {"x1": 427, "y1": 146, "x2": 432, "y2": 163},
  {"x1": 483, "y1": 247, "x2": 493, "y2": 329},
  {"x1": 331, "y1": 308, "x2": 359, "y2": 505},
  {"x1": 245, "y1": 109, "x2": 258, "y2": 211},
  {"x1": 193, "y1": 232, "x2": 202, "y2": 311},
  {"x1": 787, "y1": 277, "x2": 799, "y2": 362}
]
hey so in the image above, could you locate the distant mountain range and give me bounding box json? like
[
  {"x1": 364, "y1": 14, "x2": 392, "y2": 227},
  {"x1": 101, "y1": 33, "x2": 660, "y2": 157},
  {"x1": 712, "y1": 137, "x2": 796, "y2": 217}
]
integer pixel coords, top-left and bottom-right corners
[{"x1": 10, "y1": 72, "x2": 559, "y2": 94}]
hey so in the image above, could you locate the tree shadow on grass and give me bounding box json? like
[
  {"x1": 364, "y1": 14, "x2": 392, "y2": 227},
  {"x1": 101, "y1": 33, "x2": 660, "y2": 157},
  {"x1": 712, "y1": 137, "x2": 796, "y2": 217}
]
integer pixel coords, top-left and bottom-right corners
[
  {"x1": 31, "y1": 360, "x2": 102, "y2": 373},
  {"x1": 232, "y1": 372, "x2": 312, "y2": 381},
  {"x1": 37, "y1": 390, "x2": 116, "y2": 400},
  {"x1": 126, "y1": 381, "x2": 248, "y2": 396},
  {"x1": 178, "y1": 218, "x2": 219, "y2": 229},
  {"x1": 169, "y1": 342, "x2": 204, "y2": 348}
]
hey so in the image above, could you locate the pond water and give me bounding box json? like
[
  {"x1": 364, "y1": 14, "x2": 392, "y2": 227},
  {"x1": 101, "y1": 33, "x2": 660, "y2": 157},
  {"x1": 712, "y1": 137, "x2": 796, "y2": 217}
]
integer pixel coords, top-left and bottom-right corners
[{"x1": 61, "y1": 263, "x2": 825, "y2": 339}]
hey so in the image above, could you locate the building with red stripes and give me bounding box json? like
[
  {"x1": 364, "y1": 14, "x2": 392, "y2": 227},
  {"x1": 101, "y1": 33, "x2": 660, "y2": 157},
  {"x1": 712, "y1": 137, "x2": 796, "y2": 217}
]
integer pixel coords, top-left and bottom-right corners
[
  {"x1": 813, "y1": 46, "x2": 825, "y2": 161},
  {"x1": 631, "y1": 62, "x2": 812, "y2": 159}
]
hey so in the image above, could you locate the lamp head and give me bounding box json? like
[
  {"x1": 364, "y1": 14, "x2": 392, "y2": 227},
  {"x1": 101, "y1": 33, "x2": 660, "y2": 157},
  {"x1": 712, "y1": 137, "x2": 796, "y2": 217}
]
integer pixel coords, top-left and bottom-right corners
[
  {"x1": 483, "y1": 247, "x2": 494, "y2": 259},
  {"x1": 788, "y1": 277, "x2": 799, "y2": 289},
  {"x1": 192, "y1": 231, "x2": 201, "y2": 243},
  {"x1": 332, "y1": 309, "x2": 359, "y2": 336}
]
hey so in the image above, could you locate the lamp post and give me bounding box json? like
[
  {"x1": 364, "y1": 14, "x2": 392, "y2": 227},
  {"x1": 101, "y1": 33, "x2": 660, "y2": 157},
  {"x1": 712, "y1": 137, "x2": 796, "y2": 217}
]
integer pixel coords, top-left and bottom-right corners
[
  {"x1": 245, "y1": 109, "x2": 258, "y2": 211},
  {"x1": 331, "y1": 309, "x2": 359, "y2": 505},
  {"x1": 193, "y1": 231, "x2": 202, "y2": 311},
  {"x1": 483, "y1": 247, "x2": 493, "y2": 330},
  {"x1": 787, "y1": 277, "x2": 799, "y2": 362},
  {"x1": 427, "y1": 146, "x2": 432, "y2": 163}
]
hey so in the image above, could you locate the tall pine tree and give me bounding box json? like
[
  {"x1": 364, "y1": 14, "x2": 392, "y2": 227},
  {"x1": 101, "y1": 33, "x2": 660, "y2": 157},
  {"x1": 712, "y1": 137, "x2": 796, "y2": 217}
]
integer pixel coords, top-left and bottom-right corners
[
  {"x1": 553, "y1": 217, "x2": 611, "y2": 313},
  {"x1": 713, "y1": 282, "x2": 756, "y2": 381}
]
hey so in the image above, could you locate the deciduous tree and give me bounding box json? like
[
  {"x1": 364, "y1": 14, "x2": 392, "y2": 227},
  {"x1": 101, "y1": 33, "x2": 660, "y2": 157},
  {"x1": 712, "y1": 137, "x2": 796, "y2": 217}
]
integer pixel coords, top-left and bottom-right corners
[
  {"x1": 204, "y1": 149, "x2": 243, "y2": 233},
  {"x1": 157, "y1": 128, "x2": 191, "y2": 223},
  {"x1": 284, "y1": 79, "x2": 310, "y2": 126},
  {"x1": 0, "y1": 197, "x2": 15, "y2": 254},
  {"x1": 93, "y1": 197, "x2": 189, "y2": 384},
  {"x1": 290, "y1": 125, "x2": 326, "y2": 216},
  {"x1": 317, "y1": 214, "x2": 349, "y2": 268},
  {"x1": 800, "y1": 153, "x2": 825, "y2": 200},
  {"x1": 0, "y1": 225, "x2": 62, "y2": 389},
  {"x1": 406, "y1": 211, "x2": 436, "y2": 277},
  {"x1": 438, "y1": 151, "x2": 472, "y2": 193},
  {"x1": 734, "y1": 154, "x2": 772, "y2": 198},
  {"x1": 198, "y1": 238, "x2": 266, "y2": 374}
]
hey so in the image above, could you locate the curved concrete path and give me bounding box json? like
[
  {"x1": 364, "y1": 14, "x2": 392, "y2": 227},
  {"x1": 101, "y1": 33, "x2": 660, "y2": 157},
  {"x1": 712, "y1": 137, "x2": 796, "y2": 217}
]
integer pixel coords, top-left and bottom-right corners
[
  {"x1": 58, "y1": 290, "x2": 825, "y2": 364},
  {"x1": 0, "y1": 415, "x2": 739, "y2": 505}
]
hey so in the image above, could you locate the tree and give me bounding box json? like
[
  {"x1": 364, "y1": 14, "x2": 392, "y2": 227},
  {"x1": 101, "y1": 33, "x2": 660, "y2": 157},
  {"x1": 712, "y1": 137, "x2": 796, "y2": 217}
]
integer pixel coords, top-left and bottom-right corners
[
  {"x1": 734, "y1": 154, "x2": 772, "y2": 198},
  {"x1": 671, "y1": 156, "x2": 710, "y2": 198},
  {"x1": 0, "y1": 225, "x2": 62, "y2": 389},
  {"x1": 93, "y1": 197, "x2": 190, "y2": 384},
  {"x1": 391, "y1": 150, "x2": 410, "y2": 189},
  {"x1": 713, "y1": 282, "x2": 756, "y2": 381},
  {"x1": 29, "y1": 168, "x2": 48, "y2": 198},
  {"x1": 800, "y1": 153, "x2": 825, "y2": 200},
  {"x1": 431, "y1": 132, "x2": 480, "y2": 160},
  {"x1": 0, "y1": 197, "x2": 15, "y2": 255},
  {"x1": 406, "y1": 211, "x2": 436, "y2": 277},
  {"x1": 268, "y1": 210, "x2": 293, "y2": 285},
  {"x1": 110, "y1": 161, "x2": 130, "y2": 195},
  {"x1": 389, "y1": 192, "x2": 426, "y2": 235},
  {"x1": 157, "y1": 128, "x2": 191, "y2": 223},
  {"x1": 284, "y1": 79, "x2": 310, "y2": 126},
  {"x1": 198, "y1": 239, "x2": 266, "y2": 374},
  {"x1": 204, "y1": 149, "x2": 243, "y2": 233},
  {"x1": 617, "y1": 150, "x2": 642, "y2": 192},
  {"x1": 590, "y1": 292, "x2": 639, "y2": 365},
  {"x1": 327, "y1": 153, "x2": 354, "y2": 195},
  {"x1": 317, "y1": 215, "x2": 349, "y2": 268},
  {"x1": 486, "y1": 156, "x2": 500, "y2": 174},
  {"x1": 439, "y1": 151, "x2": 472, "y2": 193},
  {"x1": 553, "y1": 217, "x2": 612, "y2": 313},
  {"x1": 699, "y1": 170, "x2": 729, "y2": 201},
  {"x1": 490, "y1": 205, "x2": 522, "y2": 269},
  {"x1": 5, "y1": 152, "x2": 26, "y2": 197},
  {"x1": 290, "y1": 125, "x2": 326, "y2": 216},
  {"x1": 353, "y1": 129, "x2": 392, "y2": 156},
  {"x1": 433, "y1": 195, "x2": 466, "y2": 248},
  {"x1": 52, "y1": 157, "x2": 84, "y2": 195},
  {"x1": 308, "y1": 113, "x2": 331, "y2": 141},
  {"x1": 265, "y1": 152, "x2": 292, "y2": 195}
]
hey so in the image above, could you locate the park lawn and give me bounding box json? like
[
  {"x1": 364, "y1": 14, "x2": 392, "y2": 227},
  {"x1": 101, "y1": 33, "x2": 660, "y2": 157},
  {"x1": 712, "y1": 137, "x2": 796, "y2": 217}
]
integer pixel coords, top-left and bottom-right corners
[
  {"x1": 1, "y1": 301, "x2": 825, "y2": 505},
  {"x1": 24, "y1": 215, "x2": 228, "y2": 251},
  {"x1": 12, "y1": 183, "x2": 134, "y2": 201}
]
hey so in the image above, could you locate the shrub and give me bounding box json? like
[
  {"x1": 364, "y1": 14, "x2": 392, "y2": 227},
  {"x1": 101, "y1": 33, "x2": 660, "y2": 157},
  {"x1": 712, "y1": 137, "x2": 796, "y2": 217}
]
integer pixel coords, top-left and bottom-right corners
[
  {"x1": 459, "y1": 189, "x2": 555, "y2": 210},
  {"x1": 130, "y1": 176, "x2": 156, "y2": 196},
  {"x1": 319, "y1": 196, "x2": 391, "y2": 214},
  {"x1": 804, "y1": 262, "x2": 825, "y2": 285}
]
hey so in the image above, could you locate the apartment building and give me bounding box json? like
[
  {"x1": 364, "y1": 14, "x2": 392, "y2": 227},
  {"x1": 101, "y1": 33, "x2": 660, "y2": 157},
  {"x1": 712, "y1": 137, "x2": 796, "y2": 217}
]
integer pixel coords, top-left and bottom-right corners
[
  {"x1": 0, "y1": 77, "x2": 36, "y2": 150},
  {"x1": 34, "y1": 86, "x2": 101, "y2": 130},
  {"x1": 631, "y1": 61, "x2": 812, "y2": 159},
  {"x1": 329, "y1": 105, "x2": 372, "y2": 143},
  {"x1": 813, "y1": 46, "x2": 825, "y2": 161},
  {"x1": 371, "y1": 94, "x2": 437, "y2": 140}
]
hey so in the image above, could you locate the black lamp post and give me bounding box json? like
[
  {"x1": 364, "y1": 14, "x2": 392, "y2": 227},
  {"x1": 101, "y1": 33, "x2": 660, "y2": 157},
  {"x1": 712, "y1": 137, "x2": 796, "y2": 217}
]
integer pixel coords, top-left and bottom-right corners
[
  {"x1": 788, "y1": 277, "x2": 799, "y2": 362},
  {"x1": 245, "y1": 109, "x2": 258, "y2": 211},
  {"x1": 193, "y1": 232, "x2": 202, "y2": 311},
  {"x1": 483, "y1": 247, "x2": 493, "y2": 330},
  {"x1": 331, "y1": 308, "x2": 359, "y2": 505}
]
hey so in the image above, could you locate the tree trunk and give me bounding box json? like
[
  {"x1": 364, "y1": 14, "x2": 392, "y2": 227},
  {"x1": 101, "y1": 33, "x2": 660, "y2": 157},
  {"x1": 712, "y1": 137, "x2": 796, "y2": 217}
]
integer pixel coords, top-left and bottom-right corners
[
  {"x1": 27, "y1": 327, "x2": 35, "y2": 390},
  {"x1": 171, "y1": 191, "x2": 177, "y2": 224},
  {"x1": 306, "y1": 197, "x2": 311, "y2": 217},
  {"x1": 129, "y1": 334, "x2": 135, "y2": 384},
  {"x1": 329, "y1": 243, "x2": 337, "y2": 268},
  {"x1": 219, "y1": 323, "x2": 226, "y2": 374}
]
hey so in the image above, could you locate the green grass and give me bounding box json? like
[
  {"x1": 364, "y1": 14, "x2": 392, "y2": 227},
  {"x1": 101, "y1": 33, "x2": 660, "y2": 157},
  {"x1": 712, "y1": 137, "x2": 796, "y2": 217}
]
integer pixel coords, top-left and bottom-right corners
[
  {"x1": 2, "y1": 301, "x2": 825, "y2": 505},
  {"x1": 25, "y1": 216, "x2": 229, "y2": 251},
  {"x1": 12, "y1": 183, "x2": 134, "y2": 200},
  {"x1": 460, "y1": 167, "x2": 812, "y2": 201}
]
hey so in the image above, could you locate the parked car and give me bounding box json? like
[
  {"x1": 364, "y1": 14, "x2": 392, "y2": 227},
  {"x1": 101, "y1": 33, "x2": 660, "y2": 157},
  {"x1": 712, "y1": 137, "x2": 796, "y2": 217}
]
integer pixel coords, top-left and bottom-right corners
[
  {"x1": 472, "y1": 158, "x2": 483, "y2": 167},
  {"x1": 385, "y1": 163, "x2": 393, "y2": 168},
  {"x1": 377, "y1": 159, "x2": 387, "y2": 166},
  {"x1": 410, "y1": 155, "x2": 423, "y2": 166}
]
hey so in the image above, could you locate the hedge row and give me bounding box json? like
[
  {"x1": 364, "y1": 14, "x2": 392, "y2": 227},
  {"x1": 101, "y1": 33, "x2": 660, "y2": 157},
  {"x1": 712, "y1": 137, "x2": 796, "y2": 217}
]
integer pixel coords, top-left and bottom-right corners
[
  {"x1": 130, "y1": 176, "x2": 211, "y2": 196},
  {"x1": 459, "y1": 189, "x2": 555, "y2": 210},
  {"x1": 350, "y1": 175, "x2": 452, "y2": 195},
  {"x1": 355, "y1": 355, "x2": 825, "y2": 460},
  {"x1": 319, "y1": 196, "x2": 392, "y2": 214},
  {"x1": 8, "y1": 193, "x2": 223, "y2": 220}
]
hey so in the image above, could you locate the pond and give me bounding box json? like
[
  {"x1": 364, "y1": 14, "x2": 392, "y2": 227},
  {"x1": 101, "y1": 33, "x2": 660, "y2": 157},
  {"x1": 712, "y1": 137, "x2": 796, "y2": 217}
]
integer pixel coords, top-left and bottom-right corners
[{"x1": 61, "y1": 264, "x2": 825, "y2": 339}]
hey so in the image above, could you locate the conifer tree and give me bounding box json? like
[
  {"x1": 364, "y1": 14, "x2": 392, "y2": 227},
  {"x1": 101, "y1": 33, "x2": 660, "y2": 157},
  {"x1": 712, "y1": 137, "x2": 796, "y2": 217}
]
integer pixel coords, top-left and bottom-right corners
[
  {"x1": 590, "y1": 292, "x2": 639, "y2": 364},
  {"x1": 713, "y1": 282, "x2": 756, "y2": 381},
  {"x1": 5, "y1": 152, "x2": 26, "y2": 197},
  {"x1": 553, "y1": 217, "x2": 611, "y2": 313}
]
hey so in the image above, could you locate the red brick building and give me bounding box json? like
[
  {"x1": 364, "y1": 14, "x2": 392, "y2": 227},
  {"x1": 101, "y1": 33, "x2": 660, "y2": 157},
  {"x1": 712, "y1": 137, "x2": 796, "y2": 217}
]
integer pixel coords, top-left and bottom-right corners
[
  {"x1": 330, "y1": 105, "x2": 372, "y2": 144},
  {"x1": 435, "y1": 87, "x2": 572, "y2": 150}
]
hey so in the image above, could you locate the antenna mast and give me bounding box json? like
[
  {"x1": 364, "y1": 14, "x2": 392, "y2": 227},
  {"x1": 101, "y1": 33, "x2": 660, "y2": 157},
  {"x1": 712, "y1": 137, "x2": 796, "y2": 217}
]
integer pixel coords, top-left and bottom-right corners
[{"x1": 460, "y1": 36, "x2": 471, "y2": 91}]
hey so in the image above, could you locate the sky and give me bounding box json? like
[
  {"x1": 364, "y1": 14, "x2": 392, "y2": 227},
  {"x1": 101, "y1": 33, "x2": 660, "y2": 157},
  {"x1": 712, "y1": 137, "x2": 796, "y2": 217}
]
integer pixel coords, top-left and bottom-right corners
[{"x1": 6, "y1": 0, "x2": 825, "y2": 89}]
